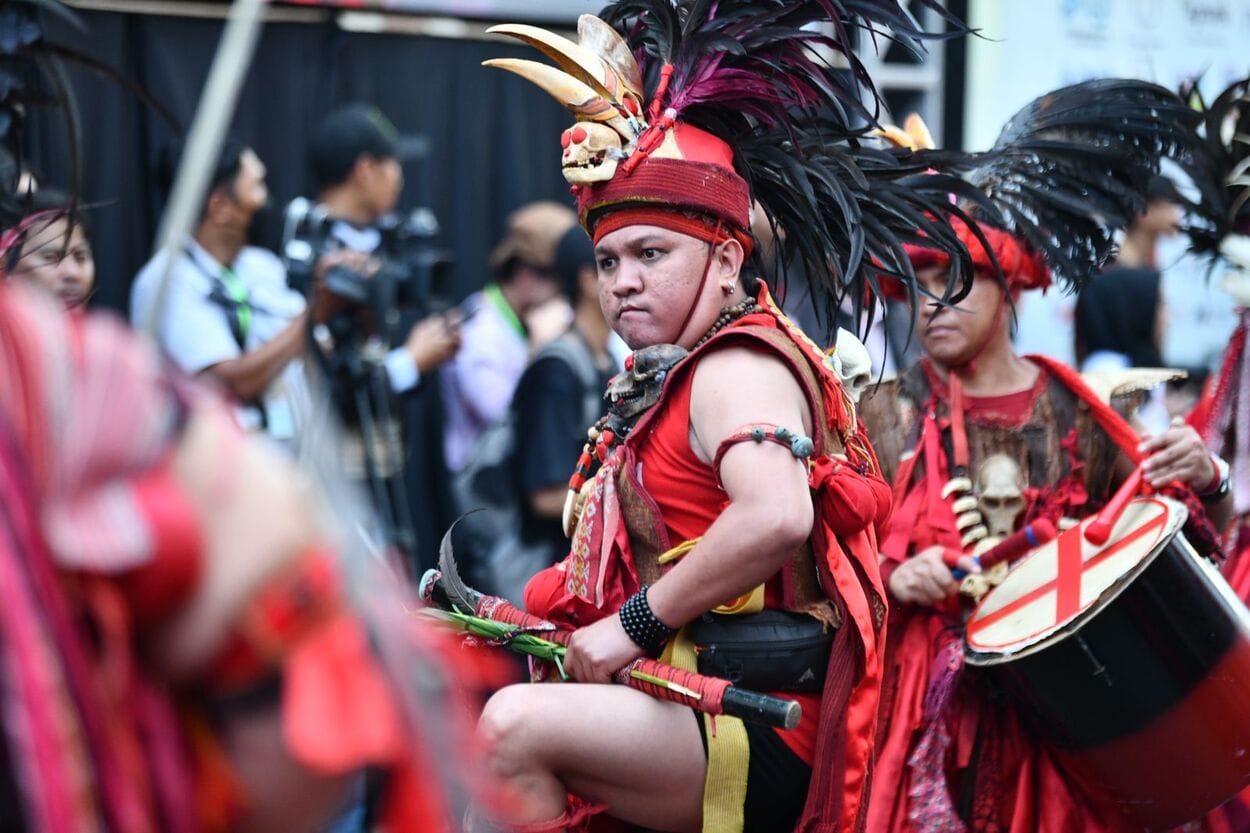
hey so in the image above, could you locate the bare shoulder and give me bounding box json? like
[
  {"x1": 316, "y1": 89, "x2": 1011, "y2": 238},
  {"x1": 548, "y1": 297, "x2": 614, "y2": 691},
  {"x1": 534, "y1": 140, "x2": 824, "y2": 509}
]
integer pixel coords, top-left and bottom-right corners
[
  {"x1": 688, "y1": 345, "x2": 812, "y2": 455},
  {"x1": 690, "y1": 344, "x2": 808, "y2": 405}
]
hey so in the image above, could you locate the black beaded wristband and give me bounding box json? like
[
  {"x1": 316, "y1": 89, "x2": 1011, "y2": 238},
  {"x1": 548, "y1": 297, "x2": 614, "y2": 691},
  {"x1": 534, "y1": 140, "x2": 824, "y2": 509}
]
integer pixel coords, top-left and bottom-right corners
[{"x1": 619, "y1": 585, "x2": 676, "y2": 653}]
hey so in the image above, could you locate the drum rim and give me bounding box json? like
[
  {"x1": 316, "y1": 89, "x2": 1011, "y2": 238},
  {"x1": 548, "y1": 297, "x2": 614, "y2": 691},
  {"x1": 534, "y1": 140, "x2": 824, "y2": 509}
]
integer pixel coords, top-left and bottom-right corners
[{"x1": 964, "y1": 496, "x2": 1189, "y2": 664}]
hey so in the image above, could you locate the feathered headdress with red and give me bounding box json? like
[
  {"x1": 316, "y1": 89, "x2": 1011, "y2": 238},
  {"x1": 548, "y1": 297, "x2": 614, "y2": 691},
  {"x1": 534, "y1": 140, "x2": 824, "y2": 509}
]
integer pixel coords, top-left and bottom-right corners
[
  {"x1": 886, "y1": 79, "x2": 1219, "y2": 305},
  {"x1": 484, "y1": 0, "x2": 986, "y2": 335}
]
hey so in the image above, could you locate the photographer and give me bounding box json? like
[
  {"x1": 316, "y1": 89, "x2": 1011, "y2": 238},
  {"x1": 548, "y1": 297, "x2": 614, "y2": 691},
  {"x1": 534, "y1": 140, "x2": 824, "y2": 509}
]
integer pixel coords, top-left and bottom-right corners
[
  {"x1": 304, "y1": 103, "x2": 460, "y2": 390},
  {"x1": 297, "y1": 104, "x2": 462, "y2": 574},
  {"x1": 130, "y1": 140, "x2": 350, "y2": 443}
]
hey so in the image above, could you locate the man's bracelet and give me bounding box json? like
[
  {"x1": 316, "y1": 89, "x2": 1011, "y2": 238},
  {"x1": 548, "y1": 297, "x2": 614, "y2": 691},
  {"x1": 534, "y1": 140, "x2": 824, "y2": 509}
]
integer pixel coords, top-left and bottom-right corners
[
  {"x1": 1201, "y1": 454, "x2": 1231, "y2": 500},
  {"x1": 619, "y1": 585, "x2": 676, "y2": 653}
]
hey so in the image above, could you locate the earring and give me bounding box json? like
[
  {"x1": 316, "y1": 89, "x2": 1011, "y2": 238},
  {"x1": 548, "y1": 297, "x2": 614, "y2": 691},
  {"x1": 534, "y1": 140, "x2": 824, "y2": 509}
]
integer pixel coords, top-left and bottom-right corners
[{"x1": 722, "y1": 280, "x2": 736, "y2": 295}]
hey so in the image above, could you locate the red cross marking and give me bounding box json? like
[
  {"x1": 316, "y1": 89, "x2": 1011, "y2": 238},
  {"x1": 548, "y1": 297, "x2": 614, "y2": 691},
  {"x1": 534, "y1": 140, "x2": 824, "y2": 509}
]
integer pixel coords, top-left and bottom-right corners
[{"x1": 967, "y1": 510, "x2": 1168, "y2": 642}]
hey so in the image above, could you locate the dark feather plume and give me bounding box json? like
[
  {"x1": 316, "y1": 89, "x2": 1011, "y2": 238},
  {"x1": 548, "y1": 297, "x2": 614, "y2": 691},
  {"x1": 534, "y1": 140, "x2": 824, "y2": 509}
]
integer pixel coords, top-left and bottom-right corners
[
  {"x1": 597, "y1": 0, "x2": 981, "y2": 338},
  {"x1": 949, "y1": 79, "x2": 1219, "y2": 291},
  {"x1": 1181, "y1": 75, "x2": 1250, "y2": 257}
]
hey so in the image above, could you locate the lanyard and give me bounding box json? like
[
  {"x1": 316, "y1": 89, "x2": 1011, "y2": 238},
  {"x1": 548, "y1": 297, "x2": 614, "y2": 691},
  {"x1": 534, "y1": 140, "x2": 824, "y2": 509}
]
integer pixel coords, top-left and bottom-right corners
[
  {"x1": 218, "y1": 266, "x2": 252, "y2": 346},
  {"x1": 184, "y1": 245, "x2": 252, "y2": 349},
  {"x1": 483, "y1": 283, "x2": 525, "y2": 339}
]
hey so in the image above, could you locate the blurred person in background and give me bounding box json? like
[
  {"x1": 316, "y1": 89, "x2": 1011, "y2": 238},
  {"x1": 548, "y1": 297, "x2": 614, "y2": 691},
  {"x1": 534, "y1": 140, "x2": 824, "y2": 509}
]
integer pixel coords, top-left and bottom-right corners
[
  {"x1": 131, "y1": 140, "x2": 323, "y2": 445},
  {"x1": 5, "y1": 187, "x2": 95, "y2": 311},
  {"x1": 509, "y1": 225, "x2": 617, "y2": 570},
  {"x1": 1075, "y1": 177, "x2": 1180, "y2": 433},
  {"x1": 441, "y1": 200, "x2": 576, "y2": 474}
]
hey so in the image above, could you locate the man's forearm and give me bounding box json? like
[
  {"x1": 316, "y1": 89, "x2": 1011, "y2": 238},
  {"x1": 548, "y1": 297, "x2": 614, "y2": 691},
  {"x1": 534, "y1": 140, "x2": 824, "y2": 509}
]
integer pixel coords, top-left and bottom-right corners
[{"x1": 203, "y1": 312, "x2": 308, "y2": 402}]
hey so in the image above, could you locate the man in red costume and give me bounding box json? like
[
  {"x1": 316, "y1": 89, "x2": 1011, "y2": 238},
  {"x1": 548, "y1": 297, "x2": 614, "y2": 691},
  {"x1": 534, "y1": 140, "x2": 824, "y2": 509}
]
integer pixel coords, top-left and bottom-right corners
[
  {"x1": 861, "y1": 217, "x2": 1234, "y2": 833},
  {"x1": 462, "y1": 1, "x2": 988, "y2": 830}
]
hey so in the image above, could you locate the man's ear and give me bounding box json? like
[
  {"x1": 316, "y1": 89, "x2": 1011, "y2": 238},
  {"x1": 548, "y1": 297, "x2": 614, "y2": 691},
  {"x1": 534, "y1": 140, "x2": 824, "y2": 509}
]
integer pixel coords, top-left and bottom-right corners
[
  {"x1": 349, "y1": 155, "x2": 373, "y2": 185},
  {"x1": 715, "y1": 236, "x2": 746, "y2": 282},
  {"x1": 203, "y1": 190, "x2": 229, "y2": 223}
]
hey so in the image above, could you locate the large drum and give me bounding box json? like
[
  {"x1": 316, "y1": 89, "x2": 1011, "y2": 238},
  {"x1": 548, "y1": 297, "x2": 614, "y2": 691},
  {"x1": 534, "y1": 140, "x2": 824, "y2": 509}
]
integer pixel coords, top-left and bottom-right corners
[{"x1": 965, "y1": 496, "x2": 1250, "y2": 829}]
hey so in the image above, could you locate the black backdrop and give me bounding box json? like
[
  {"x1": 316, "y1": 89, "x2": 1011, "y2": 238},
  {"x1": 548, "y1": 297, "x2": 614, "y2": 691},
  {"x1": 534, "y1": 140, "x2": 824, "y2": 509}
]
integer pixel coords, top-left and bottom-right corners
[{"x1": 27, "y1": 9, "x2": 574, "y2": 314}]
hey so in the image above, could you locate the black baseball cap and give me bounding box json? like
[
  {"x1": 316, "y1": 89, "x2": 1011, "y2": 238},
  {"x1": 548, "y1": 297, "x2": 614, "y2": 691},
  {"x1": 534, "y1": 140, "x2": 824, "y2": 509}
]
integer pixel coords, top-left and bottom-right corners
[{"x1": 308, "y1": 104, "x2": 428, "y2": 190}]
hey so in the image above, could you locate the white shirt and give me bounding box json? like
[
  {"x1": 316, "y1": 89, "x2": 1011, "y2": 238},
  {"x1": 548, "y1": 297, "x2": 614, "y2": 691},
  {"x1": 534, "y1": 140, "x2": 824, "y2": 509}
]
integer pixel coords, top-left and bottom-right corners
[{"x1": 130, "y1": 239, "x2": 310, "y2": 440}]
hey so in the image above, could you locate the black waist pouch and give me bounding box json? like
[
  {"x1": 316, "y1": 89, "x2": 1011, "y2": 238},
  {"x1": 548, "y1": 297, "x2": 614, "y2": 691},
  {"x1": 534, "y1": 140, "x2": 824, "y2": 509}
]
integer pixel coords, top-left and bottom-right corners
[{"x1": 688, "y1": 609, "x2": 833, "y2": 693}]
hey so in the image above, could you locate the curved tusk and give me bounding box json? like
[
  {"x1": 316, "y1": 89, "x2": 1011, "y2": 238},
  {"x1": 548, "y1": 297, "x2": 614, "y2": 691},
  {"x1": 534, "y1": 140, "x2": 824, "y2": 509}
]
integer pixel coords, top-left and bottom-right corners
[
  {"x1": 961, "y1": 526, "x2": 989, "y2": 548},
  {"x1": 952, "y1": 495, "x2": 980, "y2": 515},
  {"x1": 956, "y1": 511, "x2": 984, "y2": 531},
  {"x1": 941, "y1": 477, "x2": 974, "y2": 499},
  {"x1": 903, "y1": 113, "x2": 936, "y2": 150},
  {"x1": 488, "y1": 24, "x2": 623, "y2": 107},
  {"x1": 562, "y1": 488, "x2": 578, "y2": 539},
  {"x1": 577, "y1": 14, "x2": 645, "y2": 99},
  {"x1": 482, "y1": 58, "x2": 634, "y2": 135},
  {"x1": 972, "y1": 536, "x2": 1001, "y2": 557},
  {"x1": 871, "y1": 124, "x2": 918, "y2": 150}
]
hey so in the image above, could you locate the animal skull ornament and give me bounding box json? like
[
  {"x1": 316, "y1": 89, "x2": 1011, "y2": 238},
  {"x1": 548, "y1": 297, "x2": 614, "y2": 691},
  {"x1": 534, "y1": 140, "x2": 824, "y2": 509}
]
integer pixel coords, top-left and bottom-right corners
[
  {"x1": 562, "y1": 121, "x2": 625, "y2": 183},
  {"x1": 606, "y1": 344, "x2": 689, "y2": 422},
  {"x1": 977, "y1": 454, "x2": 1027, "y2": 538},
  {"x1": 834, "y1": 327, "x2": 873, "y2": 404}
]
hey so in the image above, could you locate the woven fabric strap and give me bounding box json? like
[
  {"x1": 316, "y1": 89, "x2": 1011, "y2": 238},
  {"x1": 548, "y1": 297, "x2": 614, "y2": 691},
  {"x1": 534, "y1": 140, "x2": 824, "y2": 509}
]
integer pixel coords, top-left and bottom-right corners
[{"x1": 663, "y1": 628, "x2": 748, "y2": 833}]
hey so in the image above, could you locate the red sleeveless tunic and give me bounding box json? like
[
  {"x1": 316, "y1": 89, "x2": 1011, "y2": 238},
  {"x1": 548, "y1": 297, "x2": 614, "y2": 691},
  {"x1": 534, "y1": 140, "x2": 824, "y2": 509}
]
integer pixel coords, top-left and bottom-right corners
[{"x1": 634, "y1": 344, "x2": 822, "y2": 764}]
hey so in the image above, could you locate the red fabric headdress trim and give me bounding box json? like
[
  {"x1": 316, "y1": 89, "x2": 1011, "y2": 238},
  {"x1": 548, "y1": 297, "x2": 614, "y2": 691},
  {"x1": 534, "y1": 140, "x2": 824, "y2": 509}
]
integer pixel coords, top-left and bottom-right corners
[
  {"x1": 577, "y1": 157, "x2": 751, "y2": 241},
  {"x1": 590, "y1": 206, "x2": 755, "y2": 257},
  {"x1": 883, "y1": 218, "x2": 1051, "y2": 299}
]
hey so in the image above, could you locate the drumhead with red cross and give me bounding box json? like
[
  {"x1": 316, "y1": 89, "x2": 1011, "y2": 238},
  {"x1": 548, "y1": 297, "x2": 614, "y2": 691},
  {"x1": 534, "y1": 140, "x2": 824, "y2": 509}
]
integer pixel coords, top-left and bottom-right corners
[{"x1": 966, "y1": 497, "x2": 1187, "y2": 660}]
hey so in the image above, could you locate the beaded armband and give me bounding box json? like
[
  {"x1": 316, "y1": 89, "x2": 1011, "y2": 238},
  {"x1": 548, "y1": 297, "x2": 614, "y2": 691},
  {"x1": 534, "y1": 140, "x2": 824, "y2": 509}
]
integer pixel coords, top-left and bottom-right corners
[
  {"x1": 712, "y1": 423, "x2": 815, "y2": 479},
  {"x1": 619, "y1": 585, "x2": 676, "y2": 653}
]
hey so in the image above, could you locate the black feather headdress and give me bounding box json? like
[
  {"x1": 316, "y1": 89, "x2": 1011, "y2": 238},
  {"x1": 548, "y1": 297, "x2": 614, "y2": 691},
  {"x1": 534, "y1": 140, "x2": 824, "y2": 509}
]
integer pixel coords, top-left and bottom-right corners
[
  {"x1": 1179, "y1": 75, "x2": 1250, "y2": 263},
  {"x1": 484, "y1": 0, "x2": 982, "y2": 339},
  {"x1": 940, "y1": 78, "x2": 1220, "y2": 292}
]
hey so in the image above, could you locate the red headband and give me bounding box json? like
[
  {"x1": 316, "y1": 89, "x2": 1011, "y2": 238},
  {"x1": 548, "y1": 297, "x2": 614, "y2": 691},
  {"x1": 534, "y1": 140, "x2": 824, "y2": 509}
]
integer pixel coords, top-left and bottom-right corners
[
  {"x1": 575, "y1": 124, "x2": 755, "y2": 257},
  {"x1": 883, "y1": 220, "x2": 1051, "y2": 300},
  {"x1": 591, "y1": 206, "x2": 754, "y2": 256}
]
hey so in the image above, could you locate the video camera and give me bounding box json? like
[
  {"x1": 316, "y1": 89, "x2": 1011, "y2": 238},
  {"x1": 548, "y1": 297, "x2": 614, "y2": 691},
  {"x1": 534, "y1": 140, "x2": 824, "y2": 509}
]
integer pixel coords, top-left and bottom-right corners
[{"x1": 280, "y1": 197, "x2": 455, "y2": 336}]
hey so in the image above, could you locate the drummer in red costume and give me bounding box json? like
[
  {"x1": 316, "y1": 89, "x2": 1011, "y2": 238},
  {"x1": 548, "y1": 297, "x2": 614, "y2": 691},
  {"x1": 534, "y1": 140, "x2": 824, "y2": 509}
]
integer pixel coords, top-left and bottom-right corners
[
  {"x1": 467, "y1": 2, "x2": 991, "y2": 831},
  {"x1": 860, "y1": 92, "x2": 1236, "y2": 830}
]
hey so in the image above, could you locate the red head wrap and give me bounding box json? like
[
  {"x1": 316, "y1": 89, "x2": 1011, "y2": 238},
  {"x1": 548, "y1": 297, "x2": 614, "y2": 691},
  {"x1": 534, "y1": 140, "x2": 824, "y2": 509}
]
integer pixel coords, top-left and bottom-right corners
[
  {"x1": 575, "y1": 122, "x2": 755, "y2": 257},
  {"x1": 883, "y1": 218, "x2": 1051, "y2": 300}
]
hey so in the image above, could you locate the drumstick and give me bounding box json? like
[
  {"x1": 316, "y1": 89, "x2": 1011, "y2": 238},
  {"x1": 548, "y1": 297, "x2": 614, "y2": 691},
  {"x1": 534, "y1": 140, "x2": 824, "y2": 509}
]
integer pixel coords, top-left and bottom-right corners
[
  {"x1": 978, "y1": 518, "x2": 1058, "y2": 569},
  {"x1": 947, "y1": 519, "x2": 1058, "y2": 578},
  {"x1": 1084, "y1": 467, "x2": 1144, "y2": 546}
]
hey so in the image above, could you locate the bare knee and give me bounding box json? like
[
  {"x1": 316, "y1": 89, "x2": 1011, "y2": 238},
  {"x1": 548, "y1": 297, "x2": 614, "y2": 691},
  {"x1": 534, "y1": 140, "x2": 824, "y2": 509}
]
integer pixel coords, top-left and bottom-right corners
[
  {"x1": 478, "y1": 684, "x2": 569, "y2": 823},
  {"x1": 478, "y1": 684, "x2": 547, "y2": 777}
]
